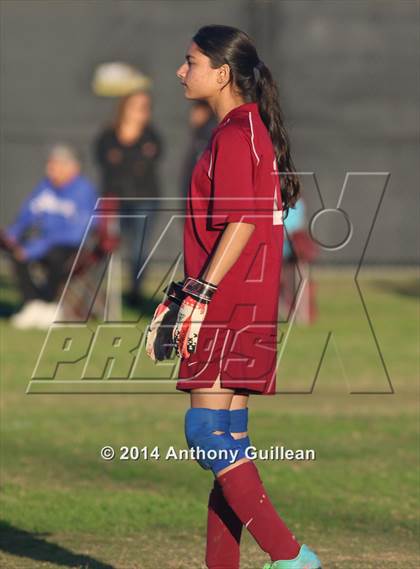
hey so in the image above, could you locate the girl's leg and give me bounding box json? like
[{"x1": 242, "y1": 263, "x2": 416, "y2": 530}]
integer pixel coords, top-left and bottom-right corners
[
  {"x1": 229, "y1": 393, "x2": 250, "y2": 450},
  {"x1": 190, "y1": 377, "x2": 250, "y2": 471},
  {"x1": 205, "y1": 392, "x2": 248, "y2": 569},
  {"x1": 188, "y1": 373, "x2": 302, "y2": 565},
  {"x1": 201, "y1": 386, "x2": 301, "y2": 563},
  {"x1": 206, "y1": 477, "x2": 242, "y2": 569},
  {"x1": 216, "y1": 444, "x2": 301, "y2": 563}
]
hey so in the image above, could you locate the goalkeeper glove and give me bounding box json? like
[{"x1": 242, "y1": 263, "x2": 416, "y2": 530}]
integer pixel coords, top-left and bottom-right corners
[
  {"x1": 173, "y1": 276, "x2": 218, "y2": 359},
  {"x1": 145, "y1": 280, "x2": 185, "y2": 362}
]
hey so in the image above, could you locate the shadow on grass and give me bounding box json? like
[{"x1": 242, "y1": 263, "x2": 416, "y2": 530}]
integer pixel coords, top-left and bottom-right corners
[
  {"x1": 0, "y1": 272, "x2": 21, "y2": 317},
  {"x1": 0, "y1": 520, "x2": 115, "y2": 568},
  {"x1": 0, "y1": 298, "x2": 19, "y2": 318},
  {"x1": 373, "y1": 278, "x2": 420, "y2": 298}
]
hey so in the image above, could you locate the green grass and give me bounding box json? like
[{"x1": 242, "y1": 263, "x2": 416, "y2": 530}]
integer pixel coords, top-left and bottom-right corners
[{"x1": 0, "y1": 268, "x2": 418, "y2": 568}]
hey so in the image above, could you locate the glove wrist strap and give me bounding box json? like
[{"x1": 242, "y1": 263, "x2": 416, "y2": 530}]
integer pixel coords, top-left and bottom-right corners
[
  {"x1": 182, "y1": 276, "x2": 218, "y2": 304},
  {"x1": 162, "y1": 280, "x2": 185, "y2": 306}
]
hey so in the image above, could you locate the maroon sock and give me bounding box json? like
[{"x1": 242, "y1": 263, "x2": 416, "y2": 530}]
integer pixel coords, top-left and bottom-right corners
[
  {"x1": 206, "y1": 478, "x2": 243, "y2": 569},
  {"x1": 217, "y1": 461, "x2": 301, "y2": 562}
]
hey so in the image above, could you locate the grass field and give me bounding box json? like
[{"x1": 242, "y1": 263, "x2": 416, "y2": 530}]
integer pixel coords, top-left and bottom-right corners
[{"x1": 0, "y1": 268, "x2": 418, "y2": 568}]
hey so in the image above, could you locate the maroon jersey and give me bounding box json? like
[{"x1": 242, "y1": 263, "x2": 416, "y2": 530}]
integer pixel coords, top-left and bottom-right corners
[{"x1": 182, "y1": 101, "x2": 284, "y2": 336}]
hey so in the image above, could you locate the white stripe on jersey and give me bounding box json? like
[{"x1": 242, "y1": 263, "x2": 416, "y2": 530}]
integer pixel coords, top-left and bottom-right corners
[
  {"x1": 207, "y1": 152, "x2": 213, "y2": 179},
  {"x1": 248, "y1": 112, "x2": 260, "y2": 165}
]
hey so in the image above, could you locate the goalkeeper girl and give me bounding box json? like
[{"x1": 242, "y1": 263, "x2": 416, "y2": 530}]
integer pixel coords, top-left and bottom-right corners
[{"x1": 146, "y1": 25, "x2": 322, "y2": 569}]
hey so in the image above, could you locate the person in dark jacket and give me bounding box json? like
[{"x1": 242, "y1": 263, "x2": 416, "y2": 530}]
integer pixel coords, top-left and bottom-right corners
[
  {"x1": 94, "y1": 90, "x2": 164, "y2": 305},
  {"x1": 180, "y1": 100, "x2": 217, "y2": 197}
]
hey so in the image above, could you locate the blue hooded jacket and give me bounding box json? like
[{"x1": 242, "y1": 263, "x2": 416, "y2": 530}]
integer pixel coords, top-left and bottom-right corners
[
  {"x1": 283, "y1": 198, "x2": 306, "y2": 259},
  {"x1": 6, "y1": 174, "x2": 98, "y2": 261}
]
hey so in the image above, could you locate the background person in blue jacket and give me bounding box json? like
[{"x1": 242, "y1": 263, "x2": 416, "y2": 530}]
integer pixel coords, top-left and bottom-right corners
[
  {"x1": 283, "y1": 197, "x2": 306, "y2": 260},
  {"x1": 280, "y1": 197, "x2": 319, "y2": 324},
  {"x1": 1, "y1": 144, "x2": 97, "y2": 329}
]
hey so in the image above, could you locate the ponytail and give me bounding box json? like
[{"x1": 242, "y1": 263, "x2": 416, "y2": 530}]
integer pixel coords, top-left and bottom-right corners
[
  {"x1": 193, "y1": 24, "x2": 301, "y2": 219},
  {"x1": 253, "y1": 61, "x2": 300, "y2": 218}
]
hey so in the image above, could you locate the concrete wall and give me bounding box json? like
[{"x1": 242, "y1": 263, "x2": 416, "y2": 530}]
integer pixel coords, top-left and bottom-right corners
[{"x1": 1, "y1": 0, "x2": 418, "y2": 264}]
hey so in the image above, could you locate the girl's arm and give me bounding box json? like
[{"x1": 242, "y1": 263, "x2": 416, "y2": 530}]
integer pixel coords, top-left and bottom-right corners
[
  {"x1": 172, "y1": 221, "x2": 256, "y2": 359},
  {"x1": 201, "y1": 221, "x2": 255, "y2": 285}
]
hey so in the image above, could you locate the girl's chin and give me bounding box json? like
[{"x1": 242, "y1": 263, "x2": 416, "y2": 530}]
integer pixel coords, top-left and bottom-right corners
[{"x1": 183, "y1": 87, "x2": 206, "y2": 101}]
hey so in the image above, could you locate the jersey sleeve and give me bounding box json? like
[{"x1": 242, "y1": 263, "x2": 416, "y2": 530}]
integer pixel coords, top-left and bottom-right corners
[{"x1": 208, "y1": 127, "x2": 258, "y2": 229}]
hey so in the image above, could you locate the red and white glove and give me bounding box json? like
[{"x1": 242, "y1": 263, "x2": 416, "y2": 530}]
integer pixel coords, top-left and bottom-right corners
[
  {"x1": 173, "y1": 276, "x2": 218, "y2": 359},
  {"x1": 145, "y1": 280, "x2": 185, "y2": 362}
]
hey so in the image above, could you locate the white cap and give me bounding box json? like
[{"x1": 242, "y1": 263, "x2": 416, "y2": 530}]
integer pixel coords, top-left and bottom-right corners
[
  {"x1": 47, "y1": 144, "x2": 80, "y2": 163},
  {"x1": 92, "y1": 61, "x2": 152, "y2": 97}
]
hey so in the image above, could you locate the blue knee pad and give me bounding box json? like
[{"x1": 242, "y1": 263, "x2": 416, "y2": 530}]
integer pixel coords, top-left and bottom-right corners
[
  {"x1": 230, "y1": 408, "x2": 251, "y2": 452},
  {"x1": 184, "y1": 408, "x2": 247, "y2": 475}
]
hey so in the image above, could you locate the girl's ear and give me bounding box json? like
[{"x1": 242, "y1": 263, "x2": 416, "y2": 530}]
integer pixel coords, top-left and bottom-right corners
[{"x1": 217, "y1": 63, "x2": 230, "y2": 85}]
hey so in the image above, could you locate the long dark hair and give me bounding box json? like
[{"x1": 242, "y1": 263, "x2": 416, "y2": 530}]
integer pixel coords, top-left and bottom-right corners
[
  {"x1": 193, "y1": 24, "x2": 300, "y2": 217},
  {"x1": 113, "y1": 90, "x2": 152, "y2": 132}
]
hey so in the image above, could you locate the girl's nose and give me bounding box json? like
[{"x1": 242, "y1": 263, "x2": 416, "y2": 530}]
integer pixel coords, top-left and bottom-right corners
[{"x1": 176, "y1": 63, "x2": 187, "y2": 79}]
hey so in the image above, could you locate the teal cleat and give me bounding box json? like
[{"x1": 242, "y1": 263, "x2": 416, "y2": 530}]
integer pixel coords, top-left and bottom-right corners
[{"x1": 262, "y1": 544, "x2": 322, "y2": 569}]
